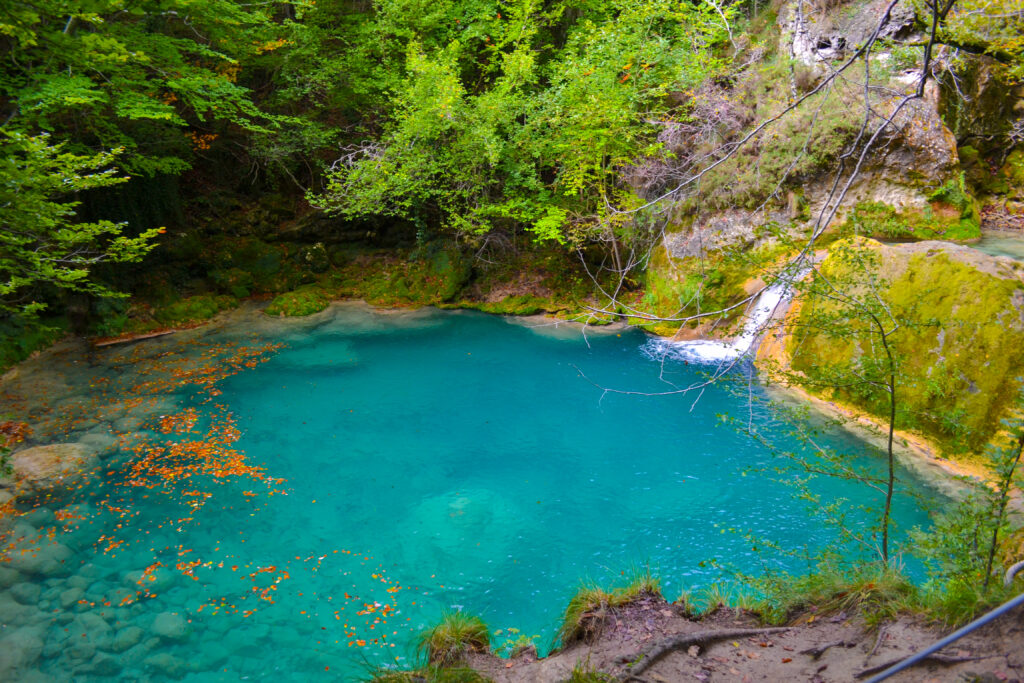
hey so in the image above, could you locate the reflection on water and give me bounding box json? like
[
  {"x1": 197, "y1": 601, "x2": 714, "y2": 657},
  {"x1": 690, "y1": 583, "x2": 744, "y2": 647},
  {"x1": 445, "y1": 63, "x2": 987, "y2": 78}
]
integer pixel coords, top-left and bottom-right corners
[{"x1": 0, "y1": 304, "x2": 943, "y2": 680}]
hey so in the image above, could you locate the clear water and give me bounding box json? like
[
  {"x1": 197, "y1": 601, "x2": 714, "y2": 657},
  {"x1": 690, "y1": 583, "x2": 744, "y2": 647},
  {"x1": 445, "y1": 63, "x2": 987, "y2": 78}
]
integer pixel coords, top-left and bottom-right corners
[
  {"x1": 0, "y1": 305, "x2": 941, "y2": 681},
  {"x1": 972, "y1": 232, "x2": 1024, "y2": 261}
]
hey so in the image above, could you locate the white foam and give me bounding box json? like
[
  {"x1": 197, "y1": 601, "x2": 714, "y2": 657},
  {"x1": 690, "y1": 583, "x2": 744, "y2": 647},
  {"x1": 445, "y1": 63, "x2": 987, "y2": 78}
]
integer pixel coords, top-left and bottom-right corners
[{"x1": 641, "y1": 268, "x2": 808, "y2": 366}]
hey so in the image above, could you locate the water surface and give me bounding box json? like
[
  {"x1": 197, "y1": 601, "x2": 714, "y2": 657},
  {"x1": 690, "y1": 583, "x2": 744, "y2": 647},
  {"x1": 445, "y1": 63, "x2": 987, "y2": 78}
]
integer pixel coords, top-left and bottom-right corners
[{"x1": 0, "y1": 305, "x2": 941, "y2": 681}]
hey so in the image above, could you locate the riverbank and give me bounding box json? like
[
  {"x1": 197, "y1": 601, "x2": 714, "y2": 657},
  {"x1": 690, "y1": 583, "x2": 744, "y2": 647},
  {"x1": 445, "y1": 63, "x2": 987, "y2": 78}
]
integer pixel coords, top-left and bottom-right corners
[{"x1": 457, "y1": 595, "x2": 1024, "y2": 683}]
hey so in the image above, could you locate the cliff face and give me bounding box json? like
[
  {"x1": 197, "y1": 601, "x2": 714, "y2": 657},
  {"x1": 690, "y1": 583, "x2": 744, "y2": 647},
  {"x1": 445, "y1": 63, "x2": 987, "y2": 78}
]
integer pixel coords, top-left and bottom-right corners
[{"x1": 641, "y1": 0, "x2": 1024, "y2": 455}]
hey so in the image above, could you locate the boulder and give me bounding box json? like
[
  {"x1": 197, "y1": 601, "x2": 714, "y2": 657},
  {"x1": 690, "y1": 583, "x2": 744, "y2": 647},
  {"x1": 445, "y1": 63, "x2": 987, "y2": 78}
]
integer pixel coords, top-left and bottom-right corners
[
  {"x1": 144, "y1": 652, "x2": 188, "y2": 679},
  {"x1": 5, "y1": 541, "x2": 74, "y2": 577},
  {"x1": 780, "y1": 0, "x2": 918, "y2": 65},
  {"x1": 663, "y1": 209, "x2": 791, "y2": 260},
  {"x1": 109, "y1": 625, "x2": 144, "y2": 653},
  {"x1": 0, "y1": 626, "x2": 45, "y2": 676},
  {"x1": 59, "y1": 586, "x2": 85, "y2": 609},
  {"x1": 0, "y1": 566, "x2": 22, "y2": 588},
  {"x1": 85, "y1": 652, "x2": 122, "y2": 676},
  {"x1": 4, "y1": 443, "x2": 97, "y2": 496},
  {"x1": 10, "y1": 582, "x2": 41, "y2": 606},
  {"x1": 151, "y1": 611, "x2": 190, "y2": 641}
]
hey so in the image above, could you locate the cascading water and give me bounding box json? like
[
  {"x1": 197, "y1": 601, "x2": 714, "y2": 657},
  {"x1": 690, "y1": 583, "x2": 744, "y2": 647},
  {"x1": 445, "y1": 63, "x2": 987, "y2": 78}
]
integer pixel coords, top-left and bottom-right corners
[{"x1": 642, "y1": 267, "x2": 809, "y2": 365}]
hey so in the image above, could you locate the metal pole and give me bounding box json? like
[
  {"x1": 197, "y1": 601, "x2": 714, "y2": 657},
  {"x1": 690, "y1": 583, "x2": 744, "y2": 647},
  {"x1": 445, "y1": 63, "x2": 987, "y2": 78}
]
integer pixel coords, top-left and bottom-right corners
[{"x1": 865, "y1": 590, "x2": 1024, "y2": 682}]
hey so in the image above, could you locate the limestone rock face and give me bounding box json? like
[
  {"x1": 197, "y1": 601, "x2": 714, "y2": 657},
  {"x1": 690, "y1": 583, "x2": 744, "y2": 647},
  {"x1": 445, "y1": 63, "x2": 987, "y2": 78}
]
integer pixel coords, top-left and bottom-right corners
[
  {"x1": 780, "y1": 0, "x2": 918, "y2": 65},
  {"x1": 938, "y1": 54, "x2": 1020, "y2": 145},
  {"x1": 664, "y1": 210, "x2": 791, "y2": 260},
  {"x1": 3, "y1": 443, "x2": 97, "y2": 495}
]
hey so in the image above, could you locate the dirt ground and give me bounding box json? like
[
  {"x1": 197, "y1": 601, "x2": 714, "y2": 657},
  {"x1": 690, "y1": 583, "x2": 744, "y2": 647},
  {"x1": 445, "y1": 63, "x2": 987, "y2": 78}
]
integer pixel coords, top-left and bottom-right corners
[{"x1": 466, "y1": 595, "x2": 1024, "y2": 682}]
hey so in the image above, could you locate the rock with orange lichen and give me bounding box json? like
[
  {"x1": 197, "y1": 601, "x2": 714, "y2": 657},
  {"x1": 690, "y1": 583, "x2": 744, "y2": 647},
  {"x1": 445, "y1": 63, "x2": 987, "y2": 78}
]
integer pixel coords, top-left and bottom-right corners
[{"x1": 1, "y1": 443, "x2": 97, "y2": 498}]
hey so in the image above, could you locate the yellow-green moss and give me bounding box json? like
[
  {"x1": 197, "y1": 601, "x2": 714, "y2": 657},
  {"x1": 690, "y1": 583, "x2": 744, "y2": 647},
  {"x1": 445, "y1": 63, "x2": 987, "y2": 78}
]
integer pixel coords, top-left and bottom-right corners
[
  {"x1": 792, "y1": 244, "x2": 1024, "y2": 454},
  {"x1": 264, "y1": 285, "x2": 331, "y2": 317},
  {"x1": 153, "y1": 294, "x2": 238, "y2": 326},
  {"x1": 842, "y1": 175, "x2": 981, "y2": 242}
]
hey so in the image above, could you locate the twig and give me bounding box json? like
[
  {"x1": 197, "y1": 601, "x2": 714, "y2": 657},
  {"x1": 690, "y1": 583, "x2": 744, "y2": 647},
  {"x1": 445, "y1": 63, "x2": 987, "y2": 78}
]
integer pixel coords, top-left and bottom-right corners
[{"x1": 801, "y1": 639, "x2": 856, "y2": 659}]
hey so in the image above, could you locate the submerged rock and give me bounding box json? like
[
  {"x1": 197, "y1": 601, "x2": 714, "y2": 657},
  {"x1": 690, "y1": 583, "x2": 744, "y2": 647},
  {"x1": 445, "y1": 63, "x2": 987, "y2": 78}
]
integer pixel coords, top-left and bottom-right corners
[
  {"x1": 5, "y1": 541, "x2": 74, "y2": 577},
  {"x1": 3, "y1": 443, "x2": 97, "y2": 496},
  {"x1": 109, "y1": 625, "x2": 144, "y2": 653},
  {"x1": 151, "y1": 611, "x2": 190, "y2": 641},
  {"x1": 10, "y1": 583, "x2": 41, "y2": 605},
  {"x1": 144, "y1": 652, "x2": 188, "y2": 679},
  {"x1": 0, "y1": 626, "x2": 45, "y2": 676}
]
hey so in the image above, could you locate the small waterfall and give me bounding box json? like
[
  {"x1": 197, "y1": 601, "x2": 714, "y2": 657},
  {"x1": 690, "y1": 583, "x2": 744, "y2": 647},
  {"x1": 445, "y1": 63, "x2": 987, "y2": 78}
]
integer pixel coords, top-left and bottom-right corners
[{"x1": 641, "y1": 268, "x2": 808, "y2": 365}]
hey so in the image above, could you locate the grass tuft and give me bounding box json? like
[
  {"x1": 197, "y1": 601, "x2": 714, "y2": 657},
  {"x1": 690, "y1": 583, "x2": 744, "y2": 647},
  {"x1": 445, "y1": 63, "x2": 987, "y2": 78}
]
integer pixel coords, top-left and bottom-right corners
[
  {"x1": 365, "y1": 666, "x2": 491, "y2": 682},
  {"x1": 755, "y1": 562, "x2": 915, "y2": 627},
  {"x1": 564, "y1": 656, "x2": 616, "y2": 682},
  {"x1": 557, "y1": 566, "x2": 662, "y2": 646},
  {"x1": 417, "y1": 611, "x2": 490, "y2": 667}
]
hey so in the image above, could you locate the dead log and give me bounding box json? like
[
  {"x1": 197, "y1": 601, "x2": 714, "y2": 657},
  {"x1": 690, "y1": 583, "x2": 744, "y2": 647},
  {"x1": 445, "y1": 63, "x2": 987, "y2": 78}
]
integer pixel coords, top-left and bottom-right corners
[{"x1": 92, "y1": 330, "x2": 176, "y2": 347}]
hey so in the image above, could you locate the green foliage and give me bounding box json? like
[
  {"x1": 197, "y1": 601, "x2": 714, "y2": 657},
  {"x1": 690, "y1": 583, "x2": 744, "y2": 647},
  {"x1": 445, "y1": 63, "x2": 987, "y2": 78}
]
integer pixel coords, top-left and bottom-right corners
[
  {"x1": 417, "y1": 611, "x2": 491, "y2": 667},
  {"x1": 310, "y1": 0, "x2": 733, "y2": 243},
  {"x1": 0, "y1": 316, "x2": 68, "y2": 373},
  {"x1": 564, "y1": 658, "x2": 616, "y2": 683},
  {"x1": 753, "y1": 561, "x2": 916, "y2": 627},
  {"x1": 264, "y1": 286, "x2": 331, "y2": 317},
  {"x1": 0, "y1": 0, "x2": 293, "y2": 175},
  {"x1": 0, "y1": 131, "x2": 162, "y2": 319},
  {"x1": 933, "y1": 0, "x2": 1024, "y2": 80},
  {"x1": 792, "y1": 240, "x2": 1024, "y2": 455},
  {"x1": 912, "y1": 409, "x2": 1024, "y2": 624}
]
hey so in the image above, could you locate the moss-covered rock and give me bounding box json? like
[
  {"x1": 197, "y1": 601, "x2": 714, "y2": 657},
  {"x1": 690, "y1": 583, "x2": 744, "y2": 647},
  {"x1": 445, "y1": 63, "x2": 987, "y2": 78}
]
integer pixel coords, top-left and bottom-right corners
[
  {"x1": 153, "y1": 294, "x2": 238, "y2": 326},
  {"x1": 264, "y1": 286, "x2": 331, "y2": 317},
  {"x1": 790, "y1": 239, "x2": 1024, "y2": 455},
  {"x1": 210, "y1": 268, "x2": 254, "y2": 299}
]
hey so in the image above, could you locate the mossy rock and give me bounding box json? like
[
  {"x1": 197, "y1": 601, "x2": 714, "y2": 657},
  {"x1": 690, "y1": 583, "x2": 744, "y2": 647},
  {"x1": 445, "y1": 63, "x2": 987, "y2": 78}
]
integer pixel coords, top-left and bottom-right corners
[
  {"x1": 264, "y1": 286, "x2": 331, "y2": 317},
  {"x1": 153, "y1": 294, "x2": 238, "y2": 326},
  {"x1": 843, "y1": 176, "x2": 981, "y2": 242},
  {"x1": 474, "y1": 295, "x2": 549, "y2": 315},
  {"x1": 210, "y1": 268, "x2": 254, "y2": 299},
  {"x1": 792, "y1": 240, "x2": 1024, "y2": 454}
]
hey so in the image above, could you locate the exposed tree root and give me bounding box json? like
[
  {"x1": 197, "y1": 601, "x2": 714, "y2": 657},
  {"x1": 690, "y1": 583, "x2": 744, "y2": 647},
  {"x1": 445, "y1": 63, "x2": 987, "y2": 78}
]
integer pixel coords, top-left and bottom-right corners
[
  {"x1": 800, "y1": 639, "x2": 857, "y2": 659},
  {"x1": 619, "y1": 627, "x2": 791, "y2": 678}
]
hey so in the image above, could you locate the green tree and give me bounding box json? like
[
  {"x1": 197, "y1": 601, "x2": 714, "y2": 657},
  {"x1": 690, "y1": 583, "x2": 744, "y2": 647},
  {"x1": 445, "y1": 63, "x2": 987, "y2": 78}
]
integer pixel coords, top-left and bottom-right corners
[{"x1": 0, "y1": 130, "x2": 161, "y2": 318}]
